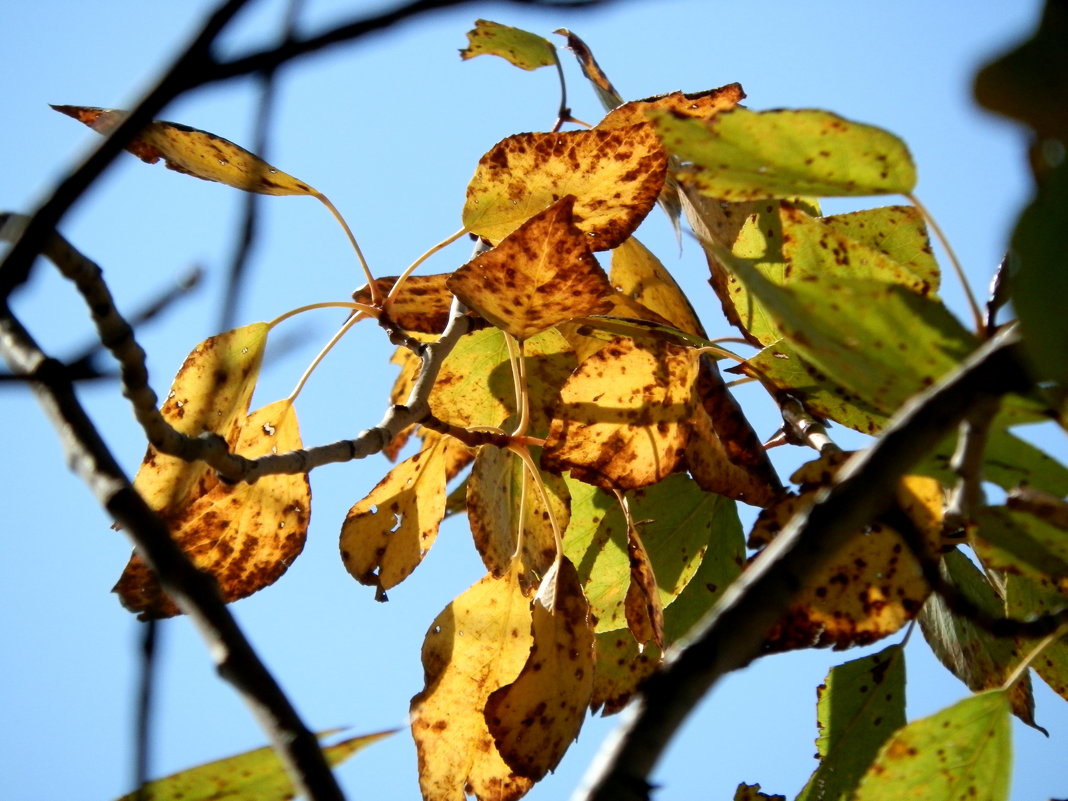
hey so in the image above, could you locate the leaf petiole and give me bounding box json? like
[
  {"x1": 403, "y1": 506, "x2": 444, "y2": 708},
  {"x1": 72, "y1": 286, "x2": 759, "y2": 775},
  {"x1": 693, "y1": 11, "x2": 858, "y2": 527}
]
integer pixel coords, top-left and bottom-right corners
[
  {"x1": 387, "y1": 228, "x2": 468, "y2": 303},
  {"x1": 313, "y1": 191, "x2": 379, "y2": 304},
  {"x1": 284, "y1": 311, "x2": 368, "y2": 403},
  {"x1": 267, "y1": 301, "x2": 376, "y2": 330}
]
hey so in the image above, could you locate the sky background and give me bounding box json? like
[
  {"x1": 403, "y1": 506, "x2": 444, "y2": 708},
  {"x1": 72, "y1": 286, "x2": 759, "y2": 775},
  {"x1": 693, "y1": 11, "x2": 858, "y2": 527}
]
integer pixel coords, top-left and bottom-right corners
[{"x1": 1, "y1": 1, "x2": 1064, "y2": 800}]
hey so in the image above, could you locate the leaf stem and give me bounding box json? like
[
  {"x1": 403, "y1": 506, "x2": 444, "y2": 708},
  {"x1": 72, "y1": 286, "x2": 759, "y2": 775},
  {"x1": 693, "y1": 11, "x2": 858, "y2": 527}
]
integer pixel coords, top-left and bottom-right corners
[
  {"x1": 386, "y1": 227, "x2": 468, "y2": 302},
  {"x1": 511, "y1": 444, "x2": 564, "y2": 561},
  {"x1": 907, "y1": 192, "x2": 984, "y2": 334},
  {"x1": 313, "y1": 190, "x2": 378, "y2": 303},
  {"x1": 504, "y1": 333, "x2": 531, "y2": 437},
  {"x1": 550, "y1": 52, "x2": 570, "y2": 133},
  {"x1": 267, "y1": 300, "x2": 375, "y2": 330},
  {"x1": 692, "y1": 344, "x2": 744, "y2": 363},
  {"x1": 285, "y1": 311, "x2": 367, "y2": 403}
]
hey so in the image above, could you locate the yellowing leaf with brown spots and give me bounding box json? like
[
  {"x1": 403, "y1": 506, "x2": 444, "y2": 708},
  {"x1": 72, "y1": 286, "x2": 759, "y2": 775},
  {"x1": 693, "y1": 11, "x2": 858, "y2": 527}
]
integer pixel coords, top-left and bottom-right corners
[
  {"x1": 353, "y1": 273, "x2": 455, "y2": 334},
  {"x1": 542, "y1": 337, "x2": 697, "y2": 490},
  {"x1": 462, "y1": 125, "x2": 667, "y2": 250},
  {"x1": 467, "y1": 445, "x2": 570, "y2": 583},
  {"x1": 597, "y1": 84, "x2": 745, "y2": 130},
  {"x1": 53, "y1": 106, "x2": 318, "y2": 196},
  {"x1": 485, "y1": 557, "x2": 595, "y2": 780},
  {"x1": 853, "y1": 691, "x2": 1011, "y2": 801},
  {"x1": 610, "y1": 237, "x2": 705, "y2": 337},
  {"x1": 411, "y1": 565, "x2": 535, "y2": 801},
  {"x1": 734, "y1": 784, "x2": 786, "y2": 801},
  {"x1": 553, "y1": 28, "x2": 623, "y2": 110},
  {"x1": 624, "y1": 525, "x2": 665, "y2": 649},
  {"x1": 430, "y1": 327, "x2": 514, "y2": 429},
  {"x1": 460, "y1": 20, "x2": 557, "y2": 71},
  {"x1": 339, "y1": 433, "x2": 460, "y2": 598},
  {"x1": 115, "y1": 401, "x2": 309, "y2": 619},
  {"x1": 448, "y1": 196, "x2": 614, "y2": 340}
]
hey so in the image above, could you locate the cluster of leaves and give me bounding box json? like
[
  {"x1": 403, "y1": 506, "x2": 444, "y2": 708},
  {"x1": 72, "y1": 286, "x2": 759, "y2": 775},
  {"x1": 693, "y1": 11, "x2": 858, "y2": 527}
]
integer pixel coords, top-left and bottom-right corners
[{"x1": 55, "y1": 14, "x2": 1068, "y2": 801}]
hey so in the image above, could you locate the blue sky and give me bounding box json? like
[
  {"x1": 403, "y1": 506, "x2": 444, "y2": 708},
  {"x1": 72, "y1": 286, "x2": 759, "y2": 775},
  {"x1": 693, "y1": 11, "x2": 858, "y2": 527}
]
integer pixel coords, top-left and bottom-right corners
[{"x1": 1, "y1": 1, "x2": 1064, "y2": 800}]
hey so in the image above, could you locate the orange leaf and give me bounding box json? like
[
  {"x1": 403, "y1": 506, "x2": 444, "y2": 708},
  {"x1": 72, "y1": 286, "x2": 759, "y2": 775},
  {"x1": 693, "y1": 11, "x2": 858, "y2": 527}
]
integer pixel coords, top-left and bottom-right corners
[
  {"x1": 596, "y1": 84, "x2": 746, "y2": 130},
  {"x1": 354, "y1": 273, "x2": 456, "y2": 334},
  {"x1": 449, "y1": 196, "x2": 613, "y2": 340}
]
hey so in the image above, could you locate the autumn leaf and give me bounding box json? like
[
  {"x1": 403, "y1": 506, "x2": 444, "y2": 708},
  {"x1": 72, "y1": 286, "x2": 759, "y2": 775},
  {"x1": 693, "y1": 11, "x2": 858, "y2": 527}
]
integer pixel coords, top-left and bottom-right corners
[
  {"x1": 460, "y1": 20, "x2": 557, "y2": 71},
  {"x1": 448, "y1": 196, "x2": 614, "y2": 340},
  {"x1": 116, "y1": 400, "x2": 310, "y2": 618},
  {"x1": 53, "y1": 105, "x2": 318, "y2": 196},
  {"x1": 339, "y1": 433, "x2": 462, "y2": 598},
  {"x1": 485, "y1": 557, "x2": 595, "y2": 780},
  {"x1": 354, "y1": 273, "x2": 455, "y2": 334},
  {"x1": 734, "y1": 784, "x2": 785, "y2": 801},
  {"x1": 553, "y1": 28, "x2": 624, "y2": 110},
  {"x1": 542, "y1": 337, "x2": 697, "y2": 490},
  {"x1": 597, "y1": 84, "x2": 745, "y2": 130},
  {"x1": 116, "y1": 729, "x2": 394, "y2": 801},
  {"x1": 610, "y1": 236, "x2": 705, "y2": 338},
  {"x1": 652, "y1": 107, "x2": 916, "y2": 200},
  {"x1": 624, "y1": 524, "x2": 665, "y2": 649},
  {"x1": 853, "y1": 691, "x2": 1011, "y2": 801},
  {"x1": 410, "y1": 565, "x2": 536, "y2": 801},
  {"x1": 463, "y1": 124, "x2": 667, "y2": 249}
]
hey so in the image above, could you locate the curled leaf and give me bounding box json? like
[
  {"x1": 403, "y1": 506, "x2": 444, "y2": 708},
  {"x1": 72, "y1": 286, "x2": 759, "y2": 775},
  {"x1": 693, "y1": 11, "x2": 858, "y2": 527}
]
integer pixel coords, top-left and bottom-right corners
[
  {"x1": 461, "y1": 20, "x2": 557, "y2": 71},
  {"x1": 597, "y1": 84, "x2": 745, "y2": 130}
]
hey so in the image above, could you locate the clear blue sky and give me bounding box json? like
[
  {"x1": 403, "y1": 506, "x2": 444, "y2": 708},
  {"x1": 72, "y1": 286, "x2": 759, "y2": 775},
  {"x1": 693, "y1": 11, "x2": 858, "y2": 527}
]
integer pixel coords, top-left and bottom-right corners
[{"x1": 2, "y1": 1, "x2": 1063, "y2": 800}]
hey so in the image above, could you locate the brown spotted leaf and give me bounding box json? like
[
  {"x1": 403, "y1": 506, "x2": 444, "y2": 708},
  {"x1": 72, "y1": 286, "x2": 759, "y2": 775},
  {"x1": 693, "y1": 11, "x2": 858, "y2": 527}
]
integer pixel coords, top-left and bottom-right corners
[
  {"x1": 354, "y1": 273, "x2": 455, "y2": 334},
  {"x1": 411, "y1": 565, "x2": 535, "y2": 801},
  {"x1": 542, "y1": 337, "x2": 698, "y2": 490},
  {"x1": 53, "y1": 106, "x2": 318, "y2": 196},
  {"x1": 115, "y1": 400, "x2": 310, "y2": 618},
  {"x1": 485, "y1": 557, "x2": 595, "y2": 780},
  {"x1": 460, "y1": 20, "x2": 557, "y2": 71},
  {"x1": 339, "y1": 433, "x2": 461, "y2": 597},
  {"x1": 448, "y1": 196, "x2": 614, "y2": 340},
  {"x1": 624, "y1": 525, "x2": 665, "y2": 649},
  {"x1": 467, "y1": 445, "x2": 570, "y2": 582},
  {"x1": 610, "y1": 236, "x2": 705, "y2": 338},
  {"x1": 597, "y1": 84, "x2": 746, "y2": 130},
  {"x1": 734, "y1": 784, "x2": 786, "y2": 801},
  {"x1": 462, "y1": 125, "x2": 667, "y2": 250}
]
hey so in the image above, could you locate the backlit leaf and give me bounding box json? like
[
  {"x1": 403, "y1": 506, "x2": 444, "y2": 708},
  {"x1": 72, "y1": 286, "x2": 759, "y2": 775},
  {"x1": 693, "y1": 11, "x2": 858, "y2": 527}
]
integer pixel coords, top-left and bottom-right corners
[
  {"x1": 597, "y1": 84, "x2": 746, "y2": 130},
  {"x1": 116, "y1": 729, "x2": 394, "y2": 801},
  {"x1": 553, "y1": 28, "x2": 624, "y2": 110},
  {"x1": 853, "y1": 691, "x2": 1011, "y2": 801},
  {"x1": 53, "y1": 106, "x2": 317, "y2": 196},
  {"x1": 653, "y1": 107, "x2": 916, "y2": 200},
  {"x1": 1004, "y1": 573, "x2": 1068, "y2": 704},
  {"x1": 624, "y1": 524, "x2": 665, "y2": 648},
  {"x1": 972, "y1": 505, "x2": 1068, "y2": 592},
  {"x1": 448, "y1": 196, "x2": 614, "y2": 340},
  {"x1": 460, "y1": 20, "x2": 557, "y2": 71},
  {"x1": 116, "y1": 400, "x2": 310, "y2": 618},
  {"x1": 354, "y1": 273, "x2": 455, "y2": 334},
  {"x1": 430, "y1": 327, "x2": 513, "y2": 429},
  {"x1": 339, "y1": 433, "x2": 460, "y2": 597},
  {"x1": 467, "y1": 445, "x2": 570, "y2": 582},
  {"x1": 485, "y1": 557, "x2": 595, "y2": 780},
  {"x1": 734, "y1": 783, "x2": 785, "y2": 801},
  {"x1": 411, "y1": 565, "x2": 535, "y2": 801},
  {"x1": 796, "y1": 645, "x2": 906, "y2": 801},
  {"x1": 462, "y1": 125, "x2": 667, "y2": 249},
  {"x1": 610, "y1": 236, "x2": 705, "y2": 337},
  {"x1": 542, "y1": 337, "x2": 697, "y2": 490}
]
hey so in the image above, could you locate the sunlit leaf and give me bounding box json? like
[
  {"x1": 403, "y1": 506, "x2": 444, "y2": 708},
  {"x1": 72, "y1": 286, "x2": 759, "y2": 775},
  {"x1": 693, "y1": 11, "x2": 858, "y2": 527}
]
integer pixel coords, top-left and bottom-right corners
[
  {"x1": 797, "y1": 645, "x2": 906, "y2": 801},
  {"x1": 610, "y1": 236, "x2": 705, "y2": 337},
  {"x1": 463, "y1": 125, "x2": 667, "y2": 249},
  {"x1": 624, "y1": 524, "x2": 665, "y2": 648},
  {"x1": 485, "y1": 557, "x2": 595, "y2": 779},
  {"x1": 542, "y1": 337, "x2": 697, "y2": 490},
  {"x1": 1004, "y1": 573, "x2": 1068, "y2": 704},
  {"x1": 460, "y1": 19, "x2": 557, "y2": 71},
  {"x1": 597, "y1": 84, "x2": 746, "y2": 130},
  {"x1": 116, "y1": 729, "x2": 394, "y2": 801},
  {"x1": 449, "y1": 196, "x2": 614, "y2": 340},
  {"x1": 339, "y1": 433, "x2": 461, "y2": 597},
  {"x1": 430, "y1": 327, "x2": 513, "y2": 429},
  {"x1": 853, "y1": 691, "x2": 1011, "y2": 801},
  {"x1": 117, "y1": 397, "x2": 310, "y2": 619},
  {"x1": 553, "y1": 28, "x2": 624, "y2": 110},
  {"x1": 410, "y1": 565, "x2": 535, "y2": 801},
  {"x1": 467, "y1": 445, "x2": 570, "y2": 582},
  {"x1": 653, "y1": 107, "x2": 916, "y2": 200},
  {"x1": 353, "y1": 273, "x2": 454, "y2": 334},
  {"x1": 53, "y1": 106, "x2": 318, "y2": 196},
  {"x1": 918, "y1": 549, "x2": 1043, "y2": 731},
  {"x1": 734, "y1": 783, "x2": 785, "y2": 801}
]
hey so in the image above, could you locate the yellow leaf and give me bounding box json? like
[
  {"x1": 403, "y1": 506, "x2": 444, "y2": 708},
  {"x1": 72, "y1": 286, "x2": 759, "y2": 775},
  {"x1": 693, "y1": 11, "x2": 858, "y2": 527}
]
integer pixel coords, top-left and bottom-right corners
[
  {"x1": 542, "y1": 338, "x2": 698, "y2": 490},
  {"x1": 597, "y1": 84, "x2": 746, "y2": 130},
  {"x1": 115, "y1": 401, "x2": 310, "y2": 618},
  {"x1": 460, "y1": 20, "x2": 557, "y2": 71},
  {"x1": 53, "y1": 106, "x2": 318, "y2": 196},
  {"x1": 449, "y1": 196, "x2": 614, "y2": 340},
  {"x1": 339, "y1": 433, "x2": 459, "y2": 597},
  {"x1": 353, "y1": 273, "x2": 455, "y2": 334},
  {"x1": 411, "y1": 565, "x2": 535, "y2": 801},
  {"x1": 610, "y1": 237, "x2": 705, "y2": 338},
  {"x1": 485, "y1": 557, "x2": 595, "y2": 780},
  {"x1": 467, "y1": 445, "x2": 570, "y2": 582},
  {"x1": 463, "y1": 125, "x2": 667, "y2": 250},
  {"x1": 624, "y1": 526, "x2": 665, "y2": 649}
]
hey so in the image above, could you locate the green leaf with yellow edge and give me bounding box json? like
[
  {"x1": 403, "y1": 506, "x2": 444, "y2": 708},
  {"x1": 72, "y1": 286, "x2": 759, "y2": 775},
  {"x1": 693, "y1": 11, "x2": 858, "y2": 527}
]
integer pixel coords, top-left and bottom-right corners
[
  {"x1": 918, "y1": 549, "x2": 1043, "y2": 732},
  {"x1": 460, "y1": 19, "x2": 557, "y2": 71},
  {"x1": 653, "y1": 107, "x2": 916, "y2": 201},
  {"x1": 410, "y1": 564, "x2": 536, "y2": 801},
  {"x1": 542, "y1": 337, "x2": 698, "y2": 490},
  {"x1": 339, "y1": 432, "x2": 461, "y2": 597},
  {"x1": 853, "y1": 691, "x2": 1011, "y2": 801},
  {"x1": 610, "y1": 236, "x2": 705, "y2": 337},
  {"x1": 116, "y1": 399, "x2": 309, "y2": 619},
  {"x1": 448, "y1": 196, "x2": 614, "y2": 340},
  {"x1": 467, "y1": 445, "x2": 570, "y2": 582},
  {"x1": 116, "y1": 729, "x2": 394, "y2": 801},
  {"x1": 796, "y1": 645, "x2": 906, "y2": 801},
  {"x1": 485, "y1": 557, "x2": 595, "y2": 780},
  {"x1": 53, "y1": 106, "x2": 318, "y2": 196},
  {"x1": 462, "y1": 125, "x2": 667, "y2": 250}
]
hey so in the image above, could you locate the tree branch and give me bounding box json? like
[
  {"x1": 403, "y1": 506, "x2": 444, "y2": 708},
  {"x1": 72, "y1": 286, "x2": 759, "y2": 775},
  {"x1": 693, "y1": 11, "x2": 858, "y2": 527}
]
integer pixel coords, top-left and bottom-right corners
[{"x1": 573, "y1": 326, "x2": 1033, "y2": 801}]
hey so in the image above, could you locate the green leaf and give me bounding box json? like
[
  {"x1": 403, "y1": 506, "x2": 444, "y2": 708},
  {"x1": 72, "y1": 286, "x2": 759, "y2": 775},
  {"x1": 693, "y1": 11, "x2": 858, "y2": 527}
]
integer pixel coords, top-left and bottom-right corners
[
  {"x1": 852, "y1": 691, "x2": 1011, "y2": 801},
  {"x1": 116, "y1": 729, "x2": 394, "y2": 801},
  {"x1": 797, "y1": 645, "x2": 906, "y2": 801},
  {"x1": 1004, "y1": 573, "x2": 1068, "y2": 704},
  {"x1": 918, "y1": 427, "x2": 1068, "y2": 497},
  {"x1": 460, "y1": 20, "x2": 557, "y2": 71},
  {"x1": 652, "y1": 107, "x2": 916, "y2": 201},
  {"x1": 973, "y1": 505, "x2": 1068, "y2": 585}
]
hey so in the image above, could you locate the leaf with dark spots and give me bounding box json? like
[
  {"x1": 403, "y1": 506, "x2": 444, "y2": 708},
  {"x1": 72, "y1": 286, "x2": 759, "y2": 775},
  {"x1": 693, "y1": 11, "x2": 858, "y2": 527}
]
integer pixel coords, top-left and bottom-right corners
[
  {"x1": 354, "y1": 273, "x2": 455, "y2": 334},
  {"x1": 734, "y1": 784, "x2": 785, "y2": 801},
  {"x1": 448, "y1": 197, "x2": 614, "y2": 340},
  {"x1": 610, "y1": 236, "x2": 706, "y2": 338},
  {"x1": 623, "y1": 524, "x2": 665, "y2": 649},
  {"x1": 597, "y1": 83, "x2": 745, "y2": 130},
  {"x1": 460, "y1": 20, "x2": 558, "y2": 72},
  {"x1": 553, "y1": 28, "x2": 624, "y2": 110}
]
